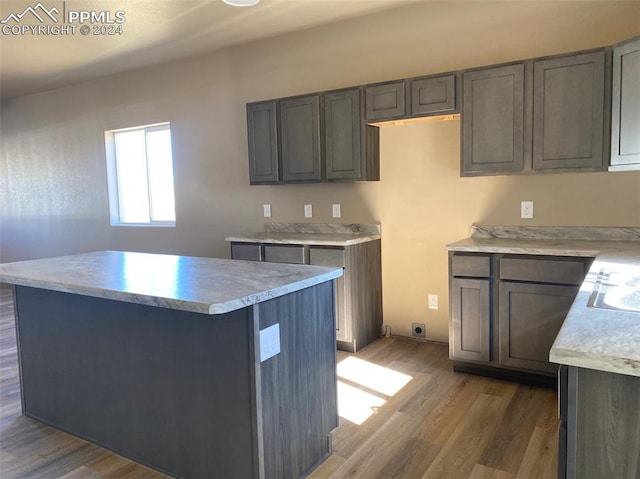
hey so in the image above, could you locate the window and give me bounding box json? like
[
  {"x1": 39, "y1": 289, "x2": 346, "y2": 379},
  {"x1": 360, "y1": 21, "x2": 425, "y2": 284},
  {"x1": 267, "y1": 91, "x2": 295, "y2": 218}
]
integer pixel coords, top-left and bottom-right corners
[{"x1": 105, "y1": 123, "x2": 176, "y2": 226}]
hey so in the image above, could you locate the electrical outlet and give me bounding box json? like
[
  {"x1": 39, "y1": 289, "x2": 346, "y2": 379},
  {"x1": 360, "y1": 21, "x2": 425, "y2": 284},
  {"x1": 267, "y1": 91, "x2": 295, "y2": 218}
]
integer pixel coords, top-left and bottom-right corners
[
  {"x1": 263, "y1": 204, "x2": 271, "y2": 218},
  {"x1": 521, "y1": 201, "x2": 534, "y2": 219},
  {"x1": 332, "y1": 204, "x2": 341, "y2": 218},
  {"x1": 412, "y1": 323, "x2": 426, "y2": 338},
  {"x1": 428, "y1": 294, "x2": 438, "y2": 310},
  {"x1": 304, "y1": 204, "x2": 313, "y2": 218}
]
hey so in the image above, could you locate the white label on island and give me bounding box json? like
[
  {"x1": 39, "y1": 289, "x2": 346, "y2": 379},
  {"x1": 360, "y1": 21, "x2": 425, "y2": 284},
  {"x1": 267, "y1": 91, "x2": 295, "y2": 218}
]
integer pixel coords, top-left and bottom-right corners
[{"x1": 260, "y1": 323, "x2": 281, "y2": 362}]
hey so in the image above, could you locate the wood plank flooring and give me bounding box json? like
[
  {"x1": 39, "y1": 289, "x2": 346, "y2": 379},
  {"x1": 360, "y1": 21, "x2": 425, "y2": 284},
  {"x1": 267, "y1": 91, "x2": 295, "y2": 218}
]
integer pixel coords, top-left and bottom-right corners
[{"x1": 0, "y1": 284, "x2": 558, "y2": 478}]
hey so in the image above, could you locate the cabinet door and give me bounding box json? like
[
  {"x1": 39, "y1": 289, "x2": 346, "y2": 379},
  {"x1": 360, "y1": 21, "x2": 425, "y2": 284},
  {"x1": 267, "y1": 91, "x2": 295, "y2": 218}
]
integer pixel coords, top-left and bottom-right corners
[
  {"x1": 499, "y1": 282, "x2": 578, "y2": 374},
  {"x1": 533, "y1": 51, "x2": 605, "y2": 171},
  {"x1": 450, "y1": 278, "x2": 490, "y2": 362},
  {"x1": 365, "y1": 82, "x2": 405, "y2": 120},
  {"x1": 247, "y1": 101, "x2": 279, "y2": 184},
  {"x1": 324, "y1": 89, "x2": 362, "y2": 180},
  {"x1": 411, "y1": 75, "x2": 456, "y2": 116},
  {"x1": 611, "y1": 37, "x2": 640, "y2": 170},
  {"x1": 309, "y1": 247, "x2": 347, "y2": 338},
  {"x1": 280, "y1": 95, "x2": 322, "y2": 181},
  {"x1": 461, "y1": 64, "x2": 525, "y2": 175}
]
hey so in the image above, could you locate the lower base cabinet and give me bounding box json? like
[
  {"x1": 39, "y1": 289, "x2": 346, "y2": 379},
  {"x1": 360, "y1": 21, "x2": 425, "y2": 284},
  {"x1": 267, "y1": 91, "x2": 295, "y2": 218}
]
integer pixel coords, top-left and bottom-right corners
[
  {"x1": 449, "y1": 252, "x2": 591, "y2": 380},
  {"x1": 559, "y1": 366, "x2": 640, "y2": 479},
  {"x1": 499, "y1": 282, "x2": 579, "y2": 374},
  {"x1": 232, "y1": 240, "x2": 382, "y2": 352}
]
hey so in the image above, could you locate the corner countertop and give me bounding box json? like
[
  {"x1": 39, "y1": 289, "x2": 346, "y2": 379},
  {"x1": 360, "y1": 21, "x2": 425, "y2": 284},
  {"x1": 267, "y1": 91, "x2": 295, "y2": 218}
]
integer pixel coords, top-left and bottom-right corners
[
  {"x1": 446, "y1": 226, "x2": 640, "y2": 378},
  {"x1": 225, "y1": 222, "x2": 381, "y2": 246},
  {"x1": 0, "y1": 251, "x2": 343, "y2": 315}
]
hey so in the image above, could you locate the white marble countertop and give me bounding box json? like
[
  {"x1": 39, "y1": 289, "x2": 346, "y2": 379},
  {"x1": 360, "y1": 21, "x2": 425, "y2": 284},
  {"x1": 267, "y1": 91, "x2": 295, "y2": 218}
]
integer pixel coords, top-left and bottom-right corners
[
  {"x1": 225, "y1": 232, "x2": 381, "y2": 246},
  {"x1": 447, "y1": 234, "x2": 640, "y2": 377},
  {"x1": 0, "y1": 251, "x2": 343, "y2": 315}
]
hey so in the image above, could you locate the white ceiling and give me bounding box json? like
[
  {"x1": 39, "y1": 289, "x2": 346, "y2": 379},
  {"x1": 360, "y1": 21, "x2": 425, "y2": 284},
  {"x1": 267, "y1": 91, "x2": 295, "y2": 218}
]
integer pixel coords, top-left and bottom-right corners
[{"x1": 0, "y1": 0, "x2": 420, "y2": 100}]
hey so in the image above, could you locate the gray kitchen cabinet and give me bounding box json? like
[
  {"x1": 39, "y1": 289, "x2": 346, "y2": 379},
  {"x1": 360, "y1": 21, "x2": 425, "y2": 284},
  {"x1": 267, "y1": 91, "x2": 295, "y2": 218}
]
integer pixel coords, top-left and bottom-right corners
[
  {"x1": 461, "y1": 64, "x2": 526, "y2": 175},
  {"x1": 410, "y1": 74, "x2": 457, "y2": 116},
  {"x1": 499, "y1": 282, "x2": 579, "y2": 374},
  {"x1": 449, "y1": 253, "x2": 491, "y2": 363},
  {"x1": 448, "y1": 252, "x2": 591, "y2": 381},
  {"x1": 533, "y1": 51, "x2": 606, "y2": 172},
  {"x1": 280, "y1": 95, "x2": 322, "y2": 182},
  {"x1": 324, "y1": 88, "x2": 380, "y2": 181},
  {"x1": 365, "y1": 81, "x2": 406, "y2": 120},
  {"x1": 610, "y1": 36, "x2": 640, "y2": 171},
  {"x1": 246, "y1": 90, "x2": 380, "y2": 184},
  {"x1": 247, "y1": 101, "x2": 279, "y2": 185},
  {"x1": 450, "y1": 278, "x2": 490, "y2": 362},
  {"x1": 309, "y1": 247, "x2": 347, "y2": 341},
  {"x1": 231, "y1": 240, "x2": 382, "y2": 353},
  {"x1": 324, "y1": 88, "x2": 362, "y2": 180},
  {"x1": 560, "y1": 367, "x2": 640, "y2": 479}
]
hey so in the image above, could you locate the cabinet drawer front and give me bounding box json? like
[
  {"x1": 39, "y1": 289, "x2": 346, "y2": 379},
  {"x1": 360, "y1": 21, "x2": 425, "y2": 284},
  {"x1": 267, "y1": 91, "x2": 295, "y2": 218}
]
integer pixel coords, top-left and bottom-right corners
[
  {"x1": 231, "y1": 243, "x2": 262, "y2": 261},
  {"x1": 264, "y1": 245, "x2": 305, "y2": 264},
  {"x1": 500, "y1": 256, "x2": 588, "y2": 285},
  {"x1": 451, "y1": 254, "x2": 490, "y2": 277},
  {"x1": 309, "y1": 247, "x2": 345, "y2": 267}
]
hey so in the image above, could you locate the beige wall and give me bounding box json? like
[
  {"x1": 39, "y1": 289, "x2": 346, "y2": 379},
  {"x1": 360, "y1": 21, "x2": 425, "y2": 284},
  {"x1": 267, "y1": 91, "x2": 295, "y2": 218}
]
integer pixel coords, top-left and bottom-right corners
[{"x1": 1, "y1": 1, "x2": 639, "y2": 342}]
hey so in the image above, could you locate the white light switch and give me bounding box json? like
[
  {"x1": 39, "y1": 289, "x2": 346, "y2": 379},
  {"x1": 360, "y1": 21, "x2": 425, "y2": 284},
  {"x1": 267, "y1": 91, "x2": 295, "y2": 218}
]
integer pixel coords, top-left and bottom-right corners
[
  {"x1": 263, "y1": 204, "x2": 272, "y2": 218},
  {"x1": 260, "y1": 323, "x2": 280, "y2": 362},
  {"x1": 521, "y1": 201, "x2": 534, "y2": 219},
  {"x1": 304, "y1": 204, "x2": 313, "y2": 218},
  {"x1": 332, "y1": 204, "x2": 341, "y2": 218}
]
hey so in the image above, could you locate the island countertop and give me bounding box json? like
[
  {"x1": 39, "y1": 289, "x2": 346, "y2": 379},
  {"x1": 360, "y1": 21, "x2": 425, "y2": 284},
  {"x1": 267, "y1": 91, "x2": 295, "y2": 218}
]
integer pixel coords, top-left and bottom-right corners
[
  {"x1": 0, "y1": 250, "x2": 343, "y2": 315},
  {"x1": 446, "y1": 226, "x2": 640, "y2": 377}
]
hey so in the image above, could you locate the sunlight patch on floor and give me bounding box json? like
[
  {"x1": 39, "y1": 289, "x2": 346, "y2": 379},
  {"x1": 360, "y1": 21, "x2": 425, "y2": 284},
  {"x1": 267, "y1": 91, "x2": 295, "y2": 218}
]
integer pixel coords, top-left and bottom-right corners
[{"x1": 337, "y1": 356, "x2": 413, "y2": 425}]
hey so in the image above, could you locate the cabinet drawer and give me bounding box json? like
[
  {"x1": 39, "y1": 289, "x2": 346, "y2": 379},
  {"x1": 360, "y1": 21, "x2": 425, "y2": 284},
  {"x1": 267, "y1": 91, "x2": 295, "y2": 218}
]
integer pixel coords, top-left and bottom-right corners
[
  {"x1": 451, "y1": 254, "x2": 490, "y2": 277},
  {"x1": 231, "y1": 242, "x2": 262, "y2": 261},
  {"x1": 263, "y1": 244, "x2": 305, "y2": 264},
  {"x1": 500, "y1": 256, "x2": 588, "y2": 285},
  {"x1": 309, "y1": 247, "x2": 345, "y2": 267}
]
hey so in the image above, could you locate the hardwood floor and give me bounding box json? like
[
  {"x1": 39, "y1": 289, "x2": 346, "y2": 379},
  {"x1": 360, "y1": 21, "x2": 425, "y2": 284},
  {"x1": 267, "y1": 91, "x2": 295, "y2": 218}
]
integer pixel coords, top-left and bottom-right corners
[{"x1": 0, "y1": 284, "x2": 558, "y2": 478}]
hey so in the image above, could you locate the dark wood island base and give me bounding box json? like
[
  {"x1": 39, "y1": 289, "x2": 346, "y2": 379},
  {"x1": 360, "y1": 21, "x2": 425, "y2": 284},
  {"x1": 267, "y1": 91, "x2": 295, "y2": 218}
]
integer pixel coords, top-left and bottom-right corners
[{"x1": 12, "y1": 281, "x2": 338, "y2": 479}]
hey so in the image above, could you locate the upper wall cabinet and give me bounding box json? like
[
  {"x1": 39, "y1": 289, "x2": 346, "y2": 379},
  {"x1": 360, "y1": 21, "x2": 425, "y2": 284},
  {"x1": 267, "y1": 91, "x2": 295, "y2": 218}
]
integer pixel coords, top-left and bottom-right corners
[
  {"x1": 610, "y1": 36, "x2": 640, "y2": 171},
  {"x1": 246, "y1": 36, "x2": 636, "y2": 183},
  {"x1": 461, "y1": 64, "x2": 526, "y2": 175},
  {"x1": 280, "y1": 95, "x2": 322, "y2": 182},
  {"x1": 533, "y1": 52, "x2": 606, "y2": 172},
  {"x1": 365, "y1": 81, "x2": 406, "y2": 120},
  {"x1": 247, "y1": 101, "x2": 279, "y2": 184},
  {"x1": 324, "y1": 89, "x2": 362, "y2": 180},
  {"x1": 462, "y1": 50, "x2": 607, "y2": 176},
  {"x1": 246, "y1": 89, "x2": 380, "y2": 184},
  {"x1": 410, "y1": 74, "x2": 457, "y2": 116}
]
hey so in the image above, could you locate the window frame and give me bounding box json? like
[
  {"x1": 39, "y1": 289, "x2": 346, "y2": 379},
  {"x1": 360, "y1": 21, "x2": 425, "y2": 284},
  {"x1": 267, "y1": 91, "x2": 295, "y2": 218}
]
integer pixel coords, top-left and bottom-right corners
[{"x1": 105, "y1": 122, "x2": 176, "y2": 227}]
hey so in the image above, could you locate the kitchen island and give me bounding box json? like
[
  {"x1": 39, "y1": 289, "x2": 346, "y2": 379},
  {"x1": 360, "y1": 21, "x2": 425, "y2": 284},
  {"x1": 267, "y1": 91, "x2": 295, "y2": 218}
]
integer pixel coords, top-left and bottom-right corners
[{"x1": 0, "y1": 251, "x2": 343, "y2": 479}]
